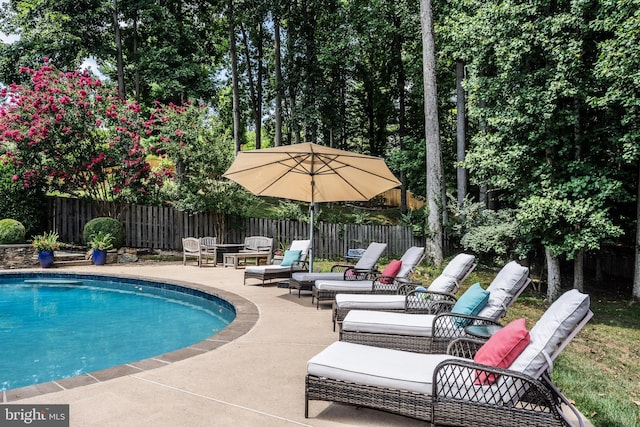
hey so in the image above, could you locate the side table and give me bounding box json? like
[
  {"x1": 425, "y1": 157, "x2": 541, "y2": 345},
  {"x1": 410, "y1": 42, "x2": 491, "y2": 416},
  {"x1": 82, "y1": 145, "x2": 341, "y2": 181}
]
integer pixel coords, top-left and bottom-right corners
[{"x1": 464, "y1": 324, "x2": 503, "y2": 340}]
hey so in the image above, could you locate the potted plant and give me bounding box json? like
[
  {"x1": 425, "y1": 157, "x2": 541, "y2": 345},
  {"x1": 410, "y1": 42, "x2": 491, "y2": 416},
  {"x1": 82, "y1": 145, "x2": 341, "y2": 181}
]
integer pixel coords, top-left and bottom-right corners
[
  {"x1": 89, "y1": 231, "x2": 114, "y2": 265},
  {"x1": 32, "y1": 231, "x2": 60, "y2": 268}
]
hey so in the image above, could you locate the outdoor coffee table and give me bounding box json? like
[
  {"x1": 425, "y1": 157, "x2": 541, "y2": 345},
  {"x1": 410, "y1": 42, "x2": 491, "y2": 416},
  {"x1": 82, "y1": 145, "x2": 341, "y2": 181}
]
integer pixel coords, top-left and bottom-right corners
[{"x1": 223, "y1": 252, "x2": 271, "y2": 269}]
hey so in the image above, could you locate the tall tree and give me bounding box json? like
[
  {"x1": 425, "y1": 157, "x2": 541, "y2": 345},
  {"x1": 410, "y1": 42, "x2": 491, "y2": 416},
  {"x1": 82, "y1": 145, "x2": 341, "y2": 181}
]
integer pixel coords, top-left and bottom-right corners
[{"x1": 420, "y1": 0, "x2": 443, "y2": 265}]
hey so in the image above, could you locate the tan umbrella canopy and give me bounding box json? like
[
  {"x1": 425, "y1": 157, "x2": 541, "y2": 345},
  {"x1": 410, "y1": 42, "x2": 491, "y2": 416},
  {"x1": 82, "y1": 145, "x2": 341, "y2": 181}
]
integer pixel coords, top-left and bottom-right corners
[{"x1": 223, "y1": 142, "x2": 401, "y2": 270}]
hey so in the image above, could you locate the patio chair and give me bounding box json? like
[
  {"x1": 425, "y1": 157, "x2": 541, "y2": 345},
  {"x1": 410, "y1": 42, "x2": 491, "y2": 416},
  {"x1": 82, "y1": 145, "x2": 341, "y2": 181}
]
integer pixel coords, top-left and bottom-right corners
[
  {"x1": 340, "y1": 261, "x2": 531, "y2": 353},
  {"x1": 310, "y1": 246, "x2": 426, "y2": 309},
  {"x1": 199, "y1": 236, "x2": 217, "y2": 266},
  {"x1": 331, "y1": 253, "x2": 476, "y2": 330},
  {"x1": 288, "y1": 242, "x2": 387, "y2": 297},
  {"x1": 182, "y1": 237, "x2": 203, "y2": 267},
  {"x1": 239, "y1": 236, "x2": 273, "y2": 253},
  {"x1": 306, "y1": 289, "x2": 592, "y2": 426},
  {"x1": 243, "y1": 239, "x2": 311, "y2": 286}
]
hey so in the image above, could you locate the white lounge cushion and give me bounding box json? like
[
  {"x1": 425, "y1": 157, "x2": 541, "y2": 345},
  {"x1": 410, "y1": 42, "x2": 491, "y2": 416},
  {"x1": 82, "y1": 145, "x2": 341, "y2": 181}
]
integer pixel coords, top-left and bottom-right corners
[
  {"x1": 342, "y1": 310, "x2": 436, "y2": 337},
  {"x1": 486, "y1": 261, "x2": 529, "y2": 293},
  {"x1": 475, "y1": 261, "x2": 529, "y2": 319},
  {"x1": 314, "y1": 280, "x2": 373, "y2": 292},
  {"x1": 335, "y1": 294, "x2": 406, "y2": 310},
  {"x1": 509, "y1": 289, "x2": 590, "y2": 377},
  {"x1": 441, "y1": 253, "x2": 476, "y2": 282},
  {"x1": 307, "y1": 341, "x2": 463, "y2": 394},
  {"x1": 476, "y1": 288, "x2": 511, "y2": 319},
  {"x1": 396, "y1": 246, "x2": 425, "y2": 278},
  {"x1": 245, "y1": 264, "x2": 292, "y2": 274},
  {"x1": 427, "y1": 275, "x2": 459, "y2": 294},
  {"x1": 292, "y1": 272, "x2": 345, "y2": 283},
  {"x1": 354, "y1": 242, "x2": 388, "y2": 270}
]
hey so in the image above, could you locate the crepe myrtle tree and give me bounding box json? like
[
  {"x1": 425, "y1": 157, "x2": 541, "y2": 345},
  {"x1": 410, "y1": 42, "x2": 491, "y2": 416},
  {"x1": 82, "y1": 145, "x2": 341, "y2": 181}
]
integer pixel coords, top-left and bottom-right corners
[{"x1": 0, "y1": 61, "x2": 165, "y2": 218}]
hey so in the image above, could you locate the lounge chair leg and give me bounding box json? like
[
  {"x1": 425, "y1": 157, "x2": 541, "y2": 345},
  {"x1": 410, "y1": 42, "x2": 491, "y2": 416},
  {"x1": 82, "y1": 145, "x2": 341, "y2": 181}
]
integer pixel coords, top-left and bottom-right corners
[{"x1": 304, "y1": 397, "x2": 309, "y2": 418}]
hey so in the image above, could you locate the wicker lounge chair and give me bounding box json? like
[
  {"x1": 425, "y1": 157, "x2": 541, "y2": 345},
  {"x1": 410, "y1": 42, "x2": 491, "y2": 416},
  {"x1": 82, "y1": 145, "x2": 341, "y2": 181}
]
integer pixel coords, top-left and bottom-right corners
[
  {"x1": 288, "y1": 242, "x2": 387, "y2": 297},
  {"x1": 306, "y1": 289, "x2": 592, "y2": 426},
  {"x1": 243, "y1": 239, "x2": 311, "y2": 286},
  {"x1": 340, "y1": 261, "x2": 531, "y2": 353},
  {"x1": 331, "y1": 253, "x2": 476, "y2": 330},
  {"x1": 310, "y1": 246, "x2": 426, "y2": 309}
]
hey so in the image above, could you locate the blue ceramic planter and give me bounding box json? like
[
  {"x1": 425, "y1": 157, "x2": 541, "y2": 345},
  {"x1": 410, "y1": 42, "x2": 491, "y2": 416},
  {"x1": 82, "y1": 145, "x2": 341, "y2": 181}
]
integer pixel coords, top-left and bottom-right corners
[
  {"x1": 38, "y1": 250, "x2": 54, "y2": 268},
  {"x1": 92, "y1": 249, "x2": 107, "y2": 265}
]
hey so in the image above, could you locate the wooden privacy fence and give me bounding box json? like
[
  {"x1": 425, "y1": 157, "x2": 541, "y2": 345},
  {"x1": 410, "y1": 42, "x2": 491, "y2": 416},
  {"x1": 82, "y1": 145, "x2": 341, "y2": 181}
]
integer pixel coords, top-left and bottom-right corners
[{"x1": 47, "y1": 197, "x2": 425, "y2": 259}]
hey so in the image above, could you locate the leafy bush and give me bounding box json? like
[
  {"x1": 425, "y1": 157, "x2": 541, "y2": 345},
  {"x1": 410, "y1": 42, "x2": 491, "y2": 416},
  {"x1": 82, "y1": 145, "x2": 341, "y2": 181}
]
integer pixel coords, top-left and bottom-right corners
[
  {"x1": 448, "y1": 195, "x2": 528, "y2": 264},
  {"x1": 0, "y1": 218, "x2": 26, "y2": 244},
  {"x1": 83, "y1": 217, "x2": 125, "y2": 248},
  {"x1": 0, "y1": 158, "x2": 47, "y2": 235}
]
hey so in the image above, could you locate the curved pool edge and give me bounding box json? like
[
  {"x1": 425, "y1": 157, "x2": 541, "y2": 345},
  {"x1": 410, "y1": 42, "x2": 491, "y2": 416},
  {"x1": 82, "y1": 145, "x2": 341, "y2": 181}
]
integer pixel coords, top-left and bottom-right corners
[{"x1": 0, "y1": 271, "x2": 259, "y2": 402}]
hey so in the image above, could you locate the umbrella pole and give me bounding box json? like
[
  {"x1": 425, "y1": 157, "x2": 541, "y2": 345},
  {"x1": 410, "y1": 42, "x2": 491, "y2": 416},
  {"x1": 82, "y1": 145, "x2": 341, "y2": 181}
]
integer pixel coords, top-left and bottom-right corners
[{"x1": 309, "y1": 203, "x2": 314, "y2": 273}]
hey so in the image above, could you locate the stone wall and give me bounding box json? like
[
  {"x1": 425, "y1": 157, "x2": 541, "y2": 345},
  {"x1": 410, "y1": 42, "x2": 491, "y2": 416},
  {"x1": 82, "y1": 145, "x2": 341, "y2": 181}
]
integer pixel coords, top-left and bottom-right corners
[{"x1": 0, "y1": 245, "x2": 38, "y2": 269}]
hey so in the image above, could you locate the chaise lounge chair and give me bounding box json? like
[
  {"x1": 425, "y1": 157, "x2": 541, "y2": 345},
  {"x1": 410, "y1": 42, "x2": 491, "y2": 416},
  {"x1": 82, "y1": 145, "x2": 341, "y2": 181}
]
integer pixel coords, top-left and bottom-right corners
[
  {"x1": 340, "y1": 261, "x2": 531, "y2": 353},
  {"x1": 243, "y1": 239, "x2": 311, "y2": 286},
  {"x1": 331, "y1": 253, "x2": 476, "y2": 330},
  {"x1": 306, "y1": 289, "x2": 592, "y2": 426},
  {"x1": 310, "y1": 246, "x2": 426, "y2": 309},
  {"x1": 288, "y1": 242, "x2": 387, "y2": 297}
]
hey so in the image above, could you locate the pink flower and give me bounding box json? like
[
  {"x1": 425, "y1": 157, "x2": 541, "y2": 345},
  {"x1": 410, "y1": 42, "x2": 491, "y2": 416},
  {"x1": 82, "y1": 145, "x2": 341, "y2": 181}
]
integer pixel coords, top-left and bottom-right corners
[{"x1": 11, "y1": 175, "x2": 19, "y2": 182}]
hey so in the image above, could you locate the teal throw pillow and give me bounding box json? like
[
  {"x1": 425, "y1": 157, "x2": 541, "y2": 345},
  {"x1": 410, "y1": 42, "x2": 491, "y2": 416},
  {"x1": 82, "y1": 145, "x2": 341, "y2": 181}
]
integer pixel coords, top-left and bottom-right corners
[
  {"x1": 280, "y1": 250, "x2": 302, "y2": 267},
  {"x1": 451, "y1": 283, "x2": 490, "y2": 327}
]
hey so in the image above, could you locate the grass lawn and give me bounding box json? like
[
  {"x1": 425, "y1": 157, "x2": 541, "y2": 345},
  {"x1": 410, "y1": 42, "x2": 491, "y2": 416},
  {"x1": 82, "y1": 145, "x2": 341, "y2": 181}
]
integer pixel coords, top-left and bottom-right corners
[{"x1": 313, "y1": 257, "x2": 640, "y2": 427}]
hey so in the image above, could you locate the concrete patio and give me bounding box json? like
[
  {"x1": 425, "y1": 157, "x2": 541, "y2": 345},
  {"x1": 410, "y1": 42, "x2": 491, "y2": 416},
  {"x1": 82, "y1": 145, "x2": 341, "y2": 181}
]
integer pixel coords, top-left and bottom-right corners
[{"x1": 1, "y1": 262, "x2": 592, "y2": 426}]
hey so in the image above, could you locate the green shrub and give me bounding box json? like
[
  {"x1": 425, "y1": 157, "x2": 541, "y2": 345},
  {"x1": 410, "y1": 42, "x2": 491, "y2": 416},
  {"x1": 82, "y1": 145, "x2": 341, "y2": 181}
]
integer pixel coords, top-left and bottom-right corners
[
  {"x1": 0, "y1": 159, "x2": 47, "y2": 236},
  {"x1": 0, "y1": 219, "x2": 26, "y2": 244},
  {"x1": 83, "y1": 217, "x2": 125, "y2": 248}
]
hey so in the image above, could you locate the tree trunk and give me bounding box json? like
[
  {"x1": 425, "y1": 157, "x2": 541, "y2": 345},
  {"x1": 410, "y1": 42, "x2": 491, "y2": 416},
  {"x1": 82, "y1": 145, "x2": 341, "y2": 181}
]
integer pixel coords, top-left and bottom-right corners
[
  {"x1": 546, "y1": 247, "x2": 562, "y2": 302},
  {"x1": 456, "y1": 61, "x2": 467, "y2": 207},
  {"x1": 394, "y1": 13, "x2": 408, "y2": 214},
  {"x1": 113, "y1": 0, "x2": 125, "y2": 98},
  {"x1": 228, "y1": 0, "x2": 242, "y2": 154},
  {"x1": 573, "y1": 249, "x2": 584, "y2": 292},
  {"x1": 420, "y1": 0, "x2": 443, "y2": 265},
  {"x1": 133, "y1": 8, "x2": 140, "y2": 103},
  {"x1": 633, "y1": 159, "x2": 640, "y2": 301},
  {"x1": 274, "y1": 13, "x2": 283, "y2": 147}
]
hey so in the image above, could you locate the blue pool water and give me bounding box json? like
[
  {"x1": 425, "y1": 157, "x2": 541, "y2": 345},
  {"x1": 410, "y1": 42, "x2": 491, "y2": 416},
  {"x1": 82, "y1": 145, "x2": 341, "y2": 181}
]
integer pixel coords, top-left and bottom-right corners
[{"x1": 0, "y1": 273, "x2": 235, "y2": 391}]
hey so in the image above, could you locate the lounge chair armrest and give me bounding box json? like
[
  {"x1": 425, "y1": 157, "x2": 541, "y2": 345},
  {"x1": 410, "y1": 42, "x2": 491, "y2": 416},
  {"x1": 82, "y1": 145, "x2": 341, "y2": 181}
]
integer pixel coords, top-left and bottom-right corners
[
  {"x1": 446, "y1": 337, "x2": 487, "y2": 358},
  {"x1": 432, "y1": 359, "x2": 566, "y2": 425},
  {"x1": 330, "y1": 264, "x2": 353, "y2": 272},
  {"x1": 371, "y1": 276, "x2": 403, "y2": 293},
  {"x1": 403, "y1": 290, "x2": 457, "y2": 314},
  {"x1": 396, "y1": 281, "x2": 422, "y2": 295},
  {"x1": 432, "y1": 313, "x2": 501, "y2": 339}
]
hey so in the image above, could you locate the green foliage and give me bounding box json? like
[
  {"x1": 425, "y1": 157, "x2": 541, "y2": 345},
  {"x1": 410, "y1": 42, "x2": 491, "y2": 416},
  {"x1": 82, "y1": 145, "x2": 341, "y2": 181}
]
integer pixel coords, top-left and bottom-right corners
[
  {"x1": 272, "y1": 200, "x2": 307, "y2": 222},
  {"x1": 0, "y1": 157, "x2": 46, "y2": 235},
  {"x1": 448, "y1": 195, "x2": 527, "y2": 264},
  {"x1": 31, "y1": 231, "x2": 59, "y2": 252},
  {"x1": 0, "y1": 218, "x2": 25, "y2": 244},
  {"x1": 83, "y1": 217, "x2": 124, "y2": 248},
  {"x1": 88, "y1": 231, "x2": 114, "y2": 251},
  {"x1": 399, "y1": 207, "x2": 429, "y2": 237}
]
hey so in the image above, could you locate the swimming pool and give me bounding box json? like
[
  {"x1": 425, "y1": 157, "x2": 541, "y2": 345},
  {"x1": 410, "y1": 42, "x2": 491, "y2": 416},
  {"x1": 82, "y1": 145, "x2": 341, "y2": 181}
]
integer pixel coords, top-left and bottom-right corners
[{"x1": 0, "y1": 272, "x2": 237, "y2": 391}]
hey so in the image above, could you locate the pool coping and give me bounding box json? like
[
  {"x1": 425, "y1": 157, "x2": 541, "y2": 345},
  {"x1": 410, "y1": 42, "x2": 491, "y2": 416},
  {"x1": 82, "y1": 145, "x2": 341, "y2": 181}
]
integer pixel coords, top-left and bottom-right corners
[{"x1": 0, "y1": 271, "x2": 258, "y2": 403}]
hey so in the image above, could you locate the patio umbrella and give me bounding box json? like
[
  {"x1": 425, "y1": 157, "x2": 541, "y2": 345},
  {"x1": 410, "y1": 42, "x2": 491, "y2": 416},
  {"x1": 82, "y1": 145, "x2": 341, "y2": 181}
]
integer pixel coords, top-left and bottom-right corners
[{"x1": 223, "y1": 142, "x2": 401, "y2": 271}]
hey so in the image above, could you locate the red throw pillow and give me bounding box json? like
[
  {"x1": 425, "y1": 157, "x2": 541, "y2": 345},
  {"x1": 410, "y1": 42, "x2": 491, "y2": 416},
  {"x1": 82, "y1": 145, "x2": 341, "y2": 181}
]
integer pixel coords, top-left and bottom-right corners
[
  {"x1": 473, "y1": 318, "x2": 530, "y2": 385},
  {"x1": 379, "y1": 259, "x2": 402, "y2": 284}
]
